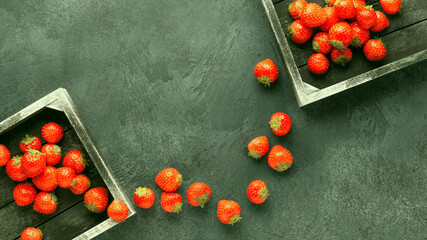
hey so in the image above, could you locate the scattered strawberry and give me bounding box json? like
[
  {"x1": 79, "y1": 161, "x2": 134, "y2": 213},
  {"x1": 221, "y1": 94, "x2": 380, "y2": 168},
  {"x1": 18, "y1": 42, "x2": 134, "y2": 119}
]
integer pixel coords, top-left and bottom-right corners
[
  {"x1": 217, "y1": 200, "x2": 241, "y2": 225},
  {"x1": 307, "y1": 53, "x2": 329, "y2": 75},
  {"x1": 32, "y1": 166, "x2": 57, "y2": 192},
  {"x1": 186, "y1": 182, "x2": 212, "y2": 208},
  {"x1": 269, "y1": 112, "x2": 292, "y2": 136},
  {"x1": 6, "y1": 156, "x2": 28, "y2": 182},
  {"x1": 20, "y1": 227, "x2": 43, "y2": 240},
  {"x1": 0, "y1": 144, "x2": 11, "y2": 166},
  {"x1": 21, "y1": 150, "x2": 46, "y2": 178},
  {"x1": 133, "y1": 187, "x2": 155, "y2": 209},
  {"x1": 84, "y1": 187, "x2": 109, "y2": 213},
  {"x1": 364, "y1": 39, "x2": 387, "y2": 61},
  {"x1": 41, "y1": 144, "x2": 62, "y2": 166},
  {"x1": 334, "y1": 0, "x2": 356, "y2": 19},
  {"x1": 107, "y1": 199, "x2": 129, "y2": 221},
  {"x1": 247, "y1": 136, "x2": 269, "y2": 159},
  {"x1": 350, "y1": 22, "x2": 370, "y2": 47},
  {"x1": 55, "y1": 167, "x2": 76, "y2": 188},
  {"x1": 247, "y1": 180, "x2": 269, "y2": 204},
  {"x1": 357, "y1": 6, "x2": 377, "y2": 30},
  {"x1": 254, "y1": 59, "x2": 279, "y2": 86},
  {"x1": 328, "y1": 22, "x2": 353, "y2": 50},
  {"x1": 69, "y1": 174, "x2": 90, "y2": 194},
  {"x1": 380, "y1": 0, "x2": 401, "y2": 15},
  {"x1": 312, "y1": 32, "x2": 332, "y2": 54},
  {"x1": 20, "y1": 135, "x2": 41, "y2": 153},
  {"x1": 288, "y1": 0, "x2": 308, "y2": 20},
  {"x1": 370, "y1": 11, "x2": 389, "y2": 32},
  {"x1": 161, "y1": 192, "x2": 183, "y2": 213},
  {"x1": 300, "y1": 3, "x2": 327, "y2": 28},
  {"x1": 62, "y1": 150, "x2": 87, "y2": 174},
  {"x1": 155, "y1": 168, "x2": 182, "y2": 192},
  {"x1": 13, "y1": 183, "x2": 37, "y2": 206},
  {"x1": 288, "y1": 20, "x2": 313, "y2": 44},
  {"x1": 331, "y1": 48, "x2": 353, "y2": 67},
  {"x1": 268, "y1": 145, "x2": 293, "y2": 172},
  {"x1": 319, "y1": 7, "x2": 342, "y2": 33},
  {"x1": 41, "y1": 122, "x2": 63, "y2": 144},
  {"x1": 33, "y1": 192, "x2": 58, "y2": 214}
]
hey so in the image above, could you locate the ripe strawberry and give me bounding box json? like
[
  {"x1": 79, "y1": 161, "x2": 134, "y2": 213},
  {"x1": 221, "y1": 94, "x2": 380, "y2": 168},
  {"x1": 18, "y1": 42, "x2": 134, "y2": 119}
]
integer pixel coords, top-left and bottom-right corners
[
  {"x1": 21, "y1": 150, "x2": 46, "y2": 178},
  {"x1": 161, "y1": 192, "x2": 183, "y2": 213},
  {"x1": 107, "y1": 199, "x2": 129, "y2": 221},
  {"x1": 40, "y1": 144, "x2": 62, "y2": 166},
  {"x1": 268, "y1": 145, "x2": 293, "y2": 172},
  {"x1": 328, "y1": 22, "x2": 353, "y2": 50},
  {"x1": 312, "y1": 32, "x2": 332, "y2": 54},
  {"x1": 269, "y1": 112, "x2": 292, "y2": 136},
  {"x1": 288, "y1": 0, "x2": 307, "y2": 20},
  {"x1": 217, "y1": 200, "x2": 241, "y2": 225},
  {"x1": 357, "y1": 6, "x2": 377, "y2": 30},
  {"x1": 41, "y1": 122, "x2": 63, "y2": 144},
  {"x1": 20, "y1": 135, "x2": 41, "y2": 153},
  {"x1": 133, "y1": 187, "x2": 155, "y2": 209},
  {"x1": 55, "y1": 167, "x2": 76, "y2": 188},
  {"x1": 288, "y1": 20, "x2": 313, "y2": 44},
  {"x1": 32, "y1": 166, "x2": 57, "y2": 192},
  {"x1": 350, "y1": 22, "x2": 370, "y2": 47},
  {"x1": 335, "y1": 0, "x2": 356, "y2": 19},
  {"x1": 0, "y1": 144, "x2": 11, "y2": 166},
  {"x1": 62, "y1": 150, "x2": 87, "y2": 173},
  {"x1": 20, "y1": 227, "x2": 43, "y2": 240},
  {"x1": 155, "y1": 168, "x2": 182, "y2": 192},
  {"x1": 247, "y1": 136, "x2": 269, "y2": 159},
  {"x1": 84, "y1": 187, "x2": 109, "y2": 213},
  {"x1": 254, "y1": 59, "x2": 279, "y2": 86},
  {"x1": 6, "y1": 156, "x2": 28, "y2": 182},
  {"x1": 380, "y1": 0, "x2": 401, "y2": 15},
  {"x1": 13, "y1": 183, "x2": 37, "y2": 206},
  {"x1": 307, "y1": 53, "x2": 329, "y2": 75},
  {"x1": 370, "y1": 11, "x2": 389, "y2": 32},
  {"x1": 364, "y1": 39, "x2": 387, "y2": 61},
  {"x1": 325, "y1": 0, "x2": 337, "y2": 7},
  {"x1": 69, "y1": 174, "x2": 90, "y2": 194},
  {"x1": 319, "y1": 7, "x2": 342, "y2": 33},
  {"x1": 186, "y1": 182, "x2": 212, "y2": 208},
  {"x1": 300, "y1": 3, "x2": 327, "y2": 28},
  {"x1": 33, "y1": 192, "x2": 58, "y2": 214},
  {"x1": 331, "y1": 48, "x2": 353, "y2": 67},
  {"x1": 247, "y1": 180, "x2": 269, "y2": 204},
  {"x1": 353, "y1": 0, "x2": 366, "y2": 12}
]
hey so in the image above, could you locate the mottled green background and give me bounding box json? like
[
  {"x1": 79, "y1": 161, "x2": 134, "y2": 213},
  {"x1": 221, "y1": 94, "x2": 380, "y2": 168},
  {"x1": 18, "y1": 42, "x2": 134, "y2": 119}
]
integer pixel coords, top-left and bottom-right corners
[{"x1": 0, "y1": 0, "x2": 426, "y2": 239}]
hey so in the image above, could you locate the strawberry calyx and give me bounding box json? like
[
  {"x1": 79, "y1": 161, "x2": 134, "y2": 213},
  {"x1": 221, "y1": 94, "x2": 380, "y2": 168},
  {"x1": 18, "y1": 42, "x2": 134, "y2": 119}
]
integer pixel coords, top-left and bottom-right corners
[
  {"x1": 351, "y1": 36, "x2": 362, "y2": 47},
  {"x1": 80, "y1": 155, "x2": 88, "y2": 167},
  {"x1": 135, "y1": 187, "x2": 148, "y2": 197},
  {"x1": 50, "y1": 193, "x2": 58, "y2": 204},
  {"x1": 12, "y1": 155, "x2": 22, "y2": 165},
  {"x1": 195, "y1": 192, "x2": 211, "y2": 208},
  {"x1": 257, "y1": 75, "x2": 272, "y2": 87},
  {"x1": 269, "y1": 117, "x2": 281, "y2": 131},
  {"x1": 38, "y1": 228, "x2": 43, "y2": 238},
  {"x1": 21, "y1": 134, "x2": 36, "y2": 144},
  {"x1": 329, "y1": 40, "x2": 346, "y2": 51},
  {"x1": 248, "y1": 150, "x2": 261, "y2": 159},
  {"x1": 258, "y1": 186, "x2": 270, "y2": 200},
  {"x1": 364, "y1": 5, "x2": 373, "y2": 10},
  {"x1": 312, "y1": 41, "x2": 320, "y2": 52},
  {"x1": 228, "y1": 214, "x2": 242, "y2": 225},
  {"x1": 26, "y1": 149, "x2": 44, "y2": 156},
  {"x1": 85, "y1": 202, "x2": 101, "y2": 213},
  {"x1": 53, "y1": 145, "x2": 62, "y2": 155},
  {"x1": 177, "y1": 174, "x2": 183, "y2": 187},
  {"x1": 334, "y1": 55, "x2": 351, "y2": 67},
  {"x1": 287, "y1": 26, "x2": 295, "y2": 37},
  {"x1": 375, "y1": 37, "x2": 385, "y2": 47},
  {"x1": 173, "y1": 203, "x2": 182, "y2": 213},
  {"x1": 275, "y1": 162, "x2": 291, "y2": 172}
]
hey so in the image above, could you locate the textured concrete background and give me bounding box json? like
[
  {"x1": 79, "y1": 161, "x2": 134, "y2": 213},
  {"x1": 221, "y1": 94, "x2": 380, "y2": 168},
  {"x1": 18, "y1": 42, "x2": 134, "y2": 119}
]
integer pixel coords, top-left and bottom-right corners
[{"x1": 0, "y1": 0, "x2": 426, "y2": 239}]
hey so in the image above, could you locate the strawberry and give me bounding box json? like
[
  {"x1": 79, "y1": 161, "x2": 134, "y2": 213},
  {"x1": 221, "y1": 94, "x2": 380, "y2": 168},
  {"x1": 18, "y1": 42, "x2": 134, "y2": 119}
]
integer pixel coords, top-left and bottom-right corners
[
  {"x1": 325, "y1": 0, "x2": 337, "y2": 7},
  {"x1": 55, "y1": 167, "x2": 76, "y2": 188},
  {"x1": 62, "y1": 150, "x2": 87, "y2": 173},
  {"x1": 133, "y1": 187, "x2": 155, "y2": 209},
  {"x1": 350, "y1": 22, "x2": 370, "y2": 47},
  {"x1": 269, "y1": 112, "x2": 292, "y2": 136},
  {"x1": 247, "y1": 136, "x2": 269, "y2": 159},
  {"x1": 20, "y1": 227, "x2": 43, "y2": 240},
  {"x1": 288, "y1": 20, "x2": 313, "y2": 44},
  {"x1": 186, "y1": 182, "x2": 212, "y2": 208},
  {"x1": 247, "y1": 180, "x2": 269, "y2": 204},
  {"x1": 107, "y1": 199, "x2": 129, "y2": 221},
  {"x1": 331, "y1": 47, "x2": 353, "y2": 67},
  {"x1": 328, "y1": 22, "x2": 353, "y2": 50},
  {"x1": 312, "y1": 32, "x2": 332, "y2": 54},
  {"x1": 380, "y1": 0, "x2": 401, "y2": 15},
  {"x1": 353, "y1": 0, "x2": 366, "y2": 12},
  {"x1": 41, "y1": 144, "x2": 62, "y2": 166},
  {"x1": 307, "y1": 53, "x2": 329, "y2": 75},
  {"x1": 0, "y1": 144, "x2": 11, "y2": 166},
  {"x1": 13, "y1": 183, "x2": 37, "y2": 206},
  {"x1": 335, "y1": 0, "x2": 356, "y2": 19},
  {"x1": 20, "y1": 135, "x2": 41, "y2": 153},
  {"x1": 69, "y1": 174, "x2": 90, "y2": 194},
  {"x1": 161, "y1": 192, "x2": 183, "y2": 213},
  {"x1": 319, "y1": 7, "x2": 342, "y2": 33},
  {"x1": 32, "y1": 166, "x2": 57, "y2": 192},
  {"x1": 217, "y1": 200, "x2": 241, "y2": 225},
  {"x1": 268, "y1": 145, "x2": 293, "y2": 172},
  {"x1": 155, "y1": 168, "x2": 182, "y2": 192},
  {"x1": 254, "y1": 59, "x2": 279, "y2": 86},
  {"x1": 6, "y1": 156, "x2": 28, "y2": 182},
  {"x1": 84, "y1": 187, "x2": 109, "y2": 213},
  {"x1": 370, "y1": 11, "x2": 389, "y2": 32},
  {"x1": 364, "y1": 39, "x2": 387, "y2": 61},
  {"x1": 357, "y1": 6, "x2": 377, "y2": 30},
  {"x1": 21, "y1": 150, "x2": 46, "y2": 178},
  {"x1": 288, "y1": 0, "x2": 308, "y2": 20},
  {"x1": 41, "y1": 122, "x2": 63, "y2": 144},
  {"x1": 300, "y1": 3, "x2": 327, "y2": 28},
  {"x1": 33, "y1": 192, "x2": 58, "y2": 214}
]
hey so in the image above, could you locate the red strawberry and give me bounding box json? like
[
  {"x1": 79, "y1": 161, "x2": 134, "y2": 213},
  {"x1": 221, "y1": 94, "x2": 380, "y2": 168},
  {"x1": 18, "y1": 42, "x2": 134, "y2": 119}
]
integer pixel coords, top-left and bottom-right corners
[
  {"x1": 268, "y1": 145, "x2": 293, "y2": 172},
  {"x1": 62, "y1": 150, "x2": 87, "y2": 173},
  {"x1": 288, "y1": 20, "x2": 313, "y2": 44},
  {"x1": 161, "y1": 192, "x2": 183, "y2": 213},
  {"x1": 353, "y1": 0, "x2": 366, "y2": 12},
  {"x1": 312, "y1": 32, "x2": 332, "y2": 54},
  {"x1": 364, "y1": 39, "x2": 387, "y2": 61},
  {"x1": 0, "y1": 144, "x2": 11, "y2": 166},
  {"x1": 84, "y1": 187, "x2": 109, "y2": 213},
  {"x1": 357, "y1": 6, "x2": 377, "y2": 30},
  {"x1": 300, "y1": 3, "x2": 327, "y2": 28},
  {"x1": 155, "y1": 168, "x2": 182, "y2": 192},
  {"x1": 107, "y1": 199, "x2": 129, "y2": 221},
  {"x1": 328, "y1": 22, "x2": 353, "y2": 50},
  {"x1": 307, "y1": 53, "x2": 329, "y2": 75},
  {"x1": 247, "y1": 180, "x2": 269, "y2": 204},
  {"x1": 247, "y1": 136, "x2": 269, "y2": 159},
  {"x1": 217, "y1": 200, "x2": 241, "y2": 225},
  {"x1": 69, "y1": 174, "x2": 90, "y2": 194},
  {"x1": 186, "y1": 182, "x2": 212, "y2": 208},
  {"x1": 20, "y1": 135, "x2": 41, "y2": 153},
  {"x1": 325, "y1": 0, "x2": 337, "y2": 7},
  {"x1": 269, "y1": 112, "x2": 292, "y2": 136},
  {"x1": 288, "y1": 0, "x2": 308, "y2": 20},
  {"x1": 319, "y1": 7, "x2": 342, "y2": 33},
  {"x1": 331, "y1": 48, "x2": 353, "y2": 67},
  {"x1": 41, "y1": 144, "x2": 62, "y2": 166},
  {"x1": 254, "y1": 59, "x2": 279, "y2": 86},
  {"x1": 32, "y1": 166, "x2": 57, "y2": 192},
  {"x1": 20, "y1": 227, "x2": 43, "y2": 240},
  {"x1": 21, "y1": 150, "x2": 46, "y2": 178},
  {"x1": 350, "y1": 22, "x2": 370, "y2": 47},
  {"x1": 33, "y1": 192, "x2": 58, "y2": 214},
  {"x1": 41, "y1": 122, "x2": 63, "y2": 144},
  {"x1": 335, "y1": 0, "x2": 356, "y2": 19},
  {"x1": 6, "y1": 156, "x2": 28, "y2": 182},
  {"x1": 133, "y1": 187, "x2": 155, "y2": 209},
  {"x1": 370, "y1": 11, "x2": 389, "y2": 32},
  {"x1": 55, "y1": 167, "x2": 76, "y2": 188},
  {"x1": 380, "y1": 0, "x2": 401, "y2": 15},
  {"x1": 13, "y1": 183, "x2": 37, "y2": 206}
]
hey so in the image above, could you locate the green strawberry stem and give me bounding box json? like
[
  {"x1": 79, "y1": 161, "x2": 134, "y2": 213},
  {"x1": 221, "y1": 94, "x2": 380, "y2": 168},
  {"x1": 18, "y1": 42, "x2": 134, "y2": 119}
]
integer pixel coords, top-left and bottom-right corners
[
  {"x1": 334, "y1": 55, "x2": 351, "y2": 67},
  {"x1": 351, "y1": 36, "x2": 362, "y2": 48},
  {"x1": 195, "y1": 192, "x2": 211, "y2": 208},
  {"x1": 275, "y1": 162, "x2": 292, "y2": 172},
  {"x1": 177, "y1": 174, "x2": 183, "y2": 186},
  {"x1": 257, "y1": 75, "x2": 272, "y2": 87},
  {"x1": 248, "y1": 150, "x2": 261, "y2": 159},
  {"x1": 173, "y1": 203, "x2": 182, "y2": 213},
  {"x1": 135, "y1": 187, "x2": 148, "y2": 197},
  {"x1": 229, "y1": 214, "x2": 242, "y2": 225},
  {"x1": 26, "y1": 149, "x2": 44, "y2": 156},
  {"x1": 329, "y1": 40, "x2": 346, "y2": 51},
  {"x1": 258, "y1": 186, "x2": 270, "y2": 200},
  {"x1": 269, "y1": 118, "x2": 281, "y2": 130},
  {"x1": 21, "y1": 134, "x2": 35, "y2": 144},
  {"x1": 85, "y1": 202, "x2": 101, "y2": 213}
]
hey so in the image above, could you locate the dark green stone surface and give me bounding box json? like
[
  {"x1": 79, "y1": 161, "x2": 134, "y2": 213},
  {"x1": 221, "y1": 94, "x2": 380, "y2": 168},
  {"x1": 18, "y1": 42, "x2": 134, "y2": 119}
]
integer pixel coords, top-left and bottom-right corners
[{"x1": 0, "y1": 0, "x2": 426, "y2": 239}]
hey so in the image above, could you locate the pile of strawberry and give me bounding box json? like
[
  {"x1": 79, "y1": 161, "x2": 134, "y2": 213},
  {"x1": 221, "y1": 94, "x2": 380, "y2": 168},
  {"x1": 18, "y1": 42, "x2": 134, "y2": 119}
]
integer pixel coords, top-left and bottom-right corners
[{"x1": 287, "y1": 0, "x2": 401, "y2": 75}]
